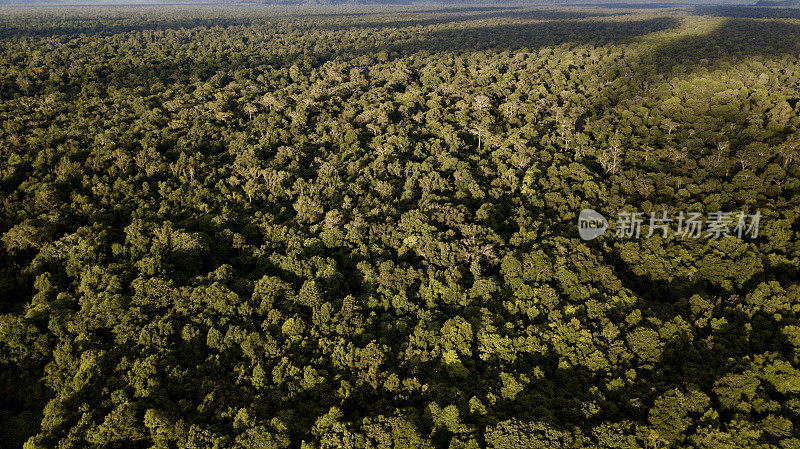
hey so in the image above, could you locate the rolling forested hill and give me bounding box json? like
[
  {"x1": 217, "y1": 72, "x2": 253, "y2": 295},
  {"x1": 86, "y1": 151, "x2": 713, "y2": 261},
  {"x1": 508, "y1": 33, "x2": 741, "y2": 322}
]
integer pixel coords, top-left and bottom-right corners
[{"x1": 1, "y1": 4, "x2": 799, "y2": 448}]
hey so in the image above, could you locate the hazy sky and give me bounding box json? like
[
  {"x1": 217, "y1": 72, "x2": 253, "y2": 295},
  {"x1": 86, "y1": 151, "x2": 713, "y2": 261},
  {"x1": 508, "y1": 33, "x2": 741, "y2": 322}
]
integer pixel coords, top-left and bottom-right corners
[{"x1": 0, "y1": 0, "x2": 761, "y2": 5}]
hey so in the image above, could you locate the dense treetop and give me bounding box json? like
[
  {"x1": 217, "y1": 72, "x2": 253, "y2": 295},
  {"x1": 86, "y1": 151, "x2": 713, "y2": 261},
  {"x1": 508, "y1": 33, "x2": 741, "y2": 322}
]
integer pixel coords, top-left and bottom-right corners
[{"x1": 1, "y1": 5, "x2": 799, "y2": 448}]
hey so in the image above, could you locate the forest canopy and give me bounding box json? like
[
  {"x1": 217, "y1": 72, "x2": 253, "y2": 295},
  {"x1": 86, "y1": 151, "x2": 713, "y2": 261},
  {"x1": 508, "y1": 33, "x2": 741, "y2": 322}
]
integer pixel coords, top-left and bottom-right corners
[{"x1": 0, "y1": 4, "x2": 799, "y2": 448}]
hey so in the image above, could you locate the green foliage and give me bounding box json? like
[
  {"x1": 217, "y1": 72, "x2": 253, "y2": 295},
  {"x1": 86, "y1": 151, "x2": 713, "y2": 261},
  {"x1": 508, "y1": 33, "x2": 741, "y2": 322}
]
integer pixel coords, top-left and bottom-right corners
[{"x1": 0, "y1": 4, "x2": 799, "y2": 449}]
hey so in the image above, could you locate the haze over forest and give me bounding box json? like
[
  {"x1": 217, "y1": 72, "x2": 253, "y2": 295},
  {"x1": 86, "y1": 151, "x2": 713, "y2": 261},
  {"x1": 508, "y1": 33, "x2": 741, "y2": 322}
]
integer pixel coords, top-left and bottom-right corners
[{"x1": 0, "y1": 0, "x2": 768, "y2": 7}]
